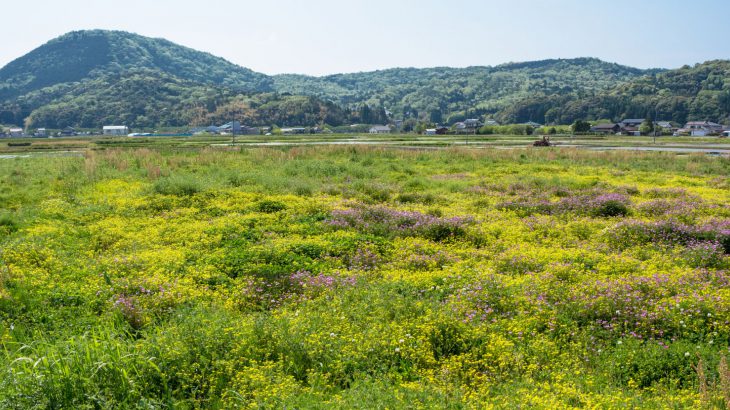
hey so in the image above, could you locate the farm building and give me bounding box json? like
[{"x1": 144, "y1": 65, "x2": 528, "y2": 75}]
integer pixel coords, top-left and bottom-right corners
[
  {"x1": 8, "y1": 127, "x2": 23, "y2": 137},
  {"x1": 282, "y1": 127, "x2": 307, "y2": 135},
  {"x1": 424, "y1": 127, "x2": 449, "y2": 135},
  {"x1": 103, "y1": 126, "x2": 129, "y2": 136},
  {"x1": 369, "y1": 125, "x2": 391, "y2": 134}
]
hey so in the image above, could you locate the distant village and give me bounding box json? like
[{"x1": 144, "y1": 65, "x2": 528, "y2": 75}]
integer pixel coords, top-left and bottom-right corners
[{"x1": 1, "y1": 118, "x2": 729, "y2": 138}]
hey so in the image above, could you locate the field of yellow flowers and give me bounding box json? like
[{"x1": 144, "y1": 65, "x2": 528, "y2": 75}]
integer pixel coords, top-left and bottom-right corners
[{"x1": 1, "y1": 145, "x2": 729, "y2": 408}]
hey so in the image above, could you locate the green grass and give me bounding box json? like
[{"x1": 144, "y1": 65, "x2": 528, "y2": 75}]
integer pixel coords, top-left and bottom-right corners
[{"x1": 0, "y1": 144, "x2": 729, "y2": 408}]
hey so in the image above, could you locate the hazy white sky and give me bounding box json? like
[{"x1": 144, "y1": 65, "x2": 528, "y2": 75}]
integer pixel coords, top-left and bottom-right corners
[{"x1": 2, "y1": 0, "x2": 729, "y2": 75}]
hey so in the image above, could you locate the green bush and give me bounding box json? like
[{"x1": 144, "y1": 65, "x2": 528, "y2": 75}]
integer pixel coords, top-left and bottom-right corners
[
  {"x1": 255, "y1": 199, "x2": 287, "y2": 213},
  {"x1": 153, "y1": 175, "x2": 203, "y2": 196}
]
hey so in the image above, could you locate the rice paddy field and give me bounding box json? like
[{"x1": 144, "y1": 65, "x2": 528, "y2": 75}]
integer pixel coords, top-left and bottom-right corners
[{"x1": 1, "y1": 141, "x2": 730, "y2": 408}]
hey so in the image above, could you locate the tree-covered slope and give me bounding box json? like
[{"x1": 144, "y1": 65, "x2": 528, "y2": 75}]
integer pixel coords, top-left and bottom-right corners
[
  {"x1": 0, "y1": 30, "x2": 272, "y2": 101},
  {"x1": 500, "y1": 60, "x2": 730, "y2": 125},
  {"x1": 273, "y1": 58, "x2": 660, "y2": 122},
  {"x1": 18, "y1": 69, "x2": 348, "y2": 129}
]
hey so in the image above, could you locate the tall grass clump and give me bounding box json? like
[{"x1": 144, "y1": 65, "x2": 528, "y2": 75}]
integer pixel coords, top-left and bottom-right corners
[{"x1": 153, "y1": 174, "x2": 204, "y2": 196}]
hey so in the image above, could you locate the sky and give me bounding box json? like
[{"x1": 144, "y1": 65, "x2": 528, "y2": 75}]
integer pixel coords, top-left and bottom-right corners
[{"x1": 1, "y1": 0, "x2": 729, "y2": 76}]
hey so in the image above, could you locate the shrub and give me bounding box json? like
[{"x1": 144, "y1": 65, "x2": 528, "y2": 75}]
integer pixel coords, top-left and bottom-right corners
[
  {"x1": 0, "y1": 213, "x2": 19, "y2": 234},
  {"x1": 255, "y1": 199, "x2": 287, "y2": 213},
  {"x1": 590, "y1": 194, "x2": 630, "y2": 217},
  {"x1": 153, "y1": 175, "x2": 203, "y2": 196}
]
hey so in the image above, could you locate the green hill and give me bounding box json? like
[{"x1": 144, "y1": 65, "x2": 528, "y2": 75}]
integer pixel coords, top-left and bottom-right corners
[{"x1": 0, "y1": 30, "x2": 272, "y2": 102}]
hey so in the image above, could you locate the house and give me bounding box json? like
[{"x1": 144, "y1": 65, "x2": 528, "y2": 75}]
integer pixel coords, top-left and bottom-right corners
[
  {"x1": 35, "y1": 128, "x2": 47, "y2": 137},
  {"x1": 455, "y1": 119, "x2": 482, "y2": 134},
  {"x1": 523, "y1": 121, "x2": 542, "y2": 128},
  {"x1": 464, "y1": 119, "x2": 482, "y2": 128},
  {"x1": 620, "y1": 126, "x2": 641, "y2": 136},
  {"x1": 369, "y1": 125, "x2": 391, "y2": 134},
  {"x1": 590, "y1": 123, "x2": 621, "y2": 135},
  {"x1": 655, "y1": 121, "x2": 674, "y2": 130},
  {"x1": 685, "y1": 121, "x2": 724, "y2": 136},
  {"x1": 103, "y1": 126, "x2": 129, "y2": 136},
  {"x1": 8, "y1": 127, "x2": 23, "y2": 137},
  {"x1": 425, "y1": 129, "x2": 437, "y2": 135},
  {"x1": 484, "y1": 120, "x2": 500, "y2": 126},
  {"x1": 217, "y1": 121, "x2": 241, "y2": 134},
  {"x1": 216, "y1": 121, "x2": 260, "y2": 135},
  {"x1": 60, "y1": 126, "x2": 77, "y2": 136},
  {"x1": 620, "y1": 119, "x2": 645, "y2": 128},
  {"x1": 722, "y1": 131, "x2": 730, "y2": 137}
]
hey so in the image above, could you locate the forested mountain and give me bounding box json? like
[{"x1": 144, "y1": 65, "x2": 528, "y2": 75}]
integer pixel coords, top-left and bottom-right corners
[
  {"x1": 1, "y1": 30, "x2": 729, "y2": 129},
  {"x1": 0, "y1": 30, "x2": 272, "y2": 101},
  {"x1": 503, "y1": 60, "x2": 730, "y2": 125},
  {"x1": 273, "y1": 58, "x2": 660, "y2": 123}
]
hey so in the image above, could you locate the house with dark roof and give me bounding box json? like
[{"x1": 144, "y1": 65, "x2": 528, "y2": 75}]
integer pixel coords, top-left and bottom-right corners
[
  {"x1": 590, "y1": 123, "x2": 620, "y2": 135},
  {"x1": 620, "y1": 119, "x2": 645, "y2": 128},
  {"x1": 60, "y1": 126, "x2": 77, "y2": 136}
]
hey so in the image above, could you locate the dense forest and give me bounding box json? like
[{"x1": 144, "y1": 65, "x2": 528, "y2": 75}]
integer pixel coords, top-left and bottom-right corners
[
  {"x1": 1, "y1": 30, "x2": 729, "y2": 129},
  {"x1": 12, "y1": 69, "x2": 351, "y2": 129}
]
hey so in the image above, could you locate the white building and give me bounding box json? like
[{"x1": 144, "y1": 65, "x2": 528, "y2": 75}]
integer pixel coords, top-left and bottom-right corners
[
  {"x1": 369, "y1": 125, "x2": 391, "y2": 134},
  {"x1": 103, "y1": 126, "x2": 129, "y2": 136},
  {"x1": 723, "y1": 131, "x2": 730, "y2": 137},
  {"x1": 8, "y1": 127, "x2": 23, "y2": 137}
]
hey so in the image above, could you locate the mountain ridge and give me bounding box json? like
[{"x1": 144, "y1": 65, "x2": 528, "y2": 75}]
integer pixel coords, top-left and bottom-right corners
[{"x1": 1, "y1": 30, "x2": 728, "y2": 129}]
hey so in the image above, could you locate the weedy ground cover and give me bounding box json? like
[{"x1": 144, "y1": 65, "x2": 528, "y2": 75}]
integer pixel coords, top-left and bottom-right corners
[{"x1": 0, "y1": 145, "x2": 729, "y2": 408}]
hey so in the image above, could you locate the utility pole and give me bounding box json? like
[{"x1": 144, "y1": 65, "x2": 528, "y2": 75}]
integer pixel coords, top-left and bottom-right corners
[
  {"x1": 653, "y1": 106, "x2": 658, "y2": 144},
  {"x1": 232, "y1": 117, "x2": 236, "y2": 146}
]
